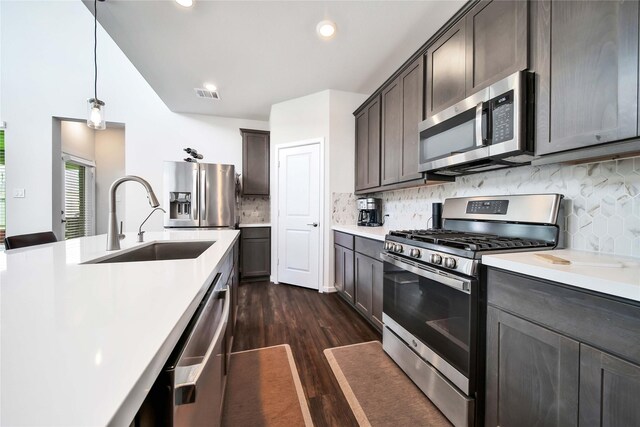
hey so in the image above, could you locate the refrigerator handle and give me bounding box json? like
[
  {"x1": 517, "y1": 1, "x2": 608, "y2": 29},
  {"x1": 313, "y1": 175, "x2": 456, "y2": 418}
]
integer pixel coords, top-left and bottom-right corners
[
  {"x1": 200, "y1": 169, "x2": 207, "y2": 221},
  {"x1": 192, "y1": 168, "x2": 199, "y2": 221}
]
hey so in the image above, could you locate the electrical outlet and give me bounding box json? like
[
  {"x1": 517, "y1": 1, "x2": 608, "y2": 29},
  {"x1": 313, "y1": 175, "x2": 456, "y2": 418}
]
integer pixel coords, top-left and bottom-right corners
[{"x1": 13, "y1": 188, "x2": 25, "y2": 198}]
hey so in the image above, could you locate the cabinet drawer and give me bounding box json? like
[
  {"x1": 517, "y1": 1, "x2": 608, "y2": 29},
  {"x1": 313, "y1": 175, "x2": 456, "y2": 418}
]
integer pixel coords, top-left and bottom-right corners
[
  {"x1": 334, "y1": 231, "x2": 354, "y2": 250},
  {"x1": 241, "y1": 227, "x2": 270, "y2": 239},
  {"x1": 355, "y1": 236, "x2": 384, "y2": 260},
  {"x1": 487, "y1": 267, "x2": 640, "y2": 365}
]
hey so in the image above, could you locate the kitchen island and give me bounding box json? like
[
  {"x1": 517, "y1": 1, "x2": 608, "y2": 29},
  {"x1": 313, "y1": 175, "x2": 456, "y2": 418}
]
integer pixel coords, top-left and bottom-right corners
[{"x1": 0, "y1": 229, "x2": 239, "y2": 426}]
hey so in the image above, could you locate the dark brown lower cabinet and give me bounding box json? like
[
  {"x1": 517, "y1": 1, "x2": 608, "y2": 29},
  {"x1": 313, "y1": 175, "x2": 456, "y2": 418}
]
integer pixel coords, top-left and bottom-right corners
[
  {"x1": 485, "y1": 307, "x2": 579, "y2": 427},
  {"x1": 355, "y1": 252, "x2": 383, "y2": 331},
  {"x1": 240, "y1": 227, "x2": 271, "y2": 280},
  {"x1": 486, "y1": 267, "x2": 640, "y2": 427},
  {"x1": 579, "y1": 344, "x2": 640, "y2": 426},
  {"x1": 334, "y1": 244, "x2": 355, "y2": 304},
  {"x1": 333, "y1": 231, "x2": 383, "y2": 332}
]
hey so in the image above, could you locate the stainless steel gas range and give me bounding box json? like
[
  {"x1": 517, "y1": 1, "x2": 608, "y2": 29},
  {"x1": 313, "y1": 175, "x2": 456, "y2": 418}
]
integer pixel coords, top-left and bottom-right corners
[{"x1": 381, "y1": 194, "x2": 564, "y2": 427}]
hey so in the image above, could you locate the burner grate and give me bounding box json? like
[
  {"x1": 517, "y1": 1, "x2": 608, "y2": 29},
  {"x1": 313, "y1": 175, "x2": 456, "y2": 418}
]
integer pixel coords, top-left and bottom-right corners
[{"x1": 388, "y1": 228, "x2": 553, "y2": 252}]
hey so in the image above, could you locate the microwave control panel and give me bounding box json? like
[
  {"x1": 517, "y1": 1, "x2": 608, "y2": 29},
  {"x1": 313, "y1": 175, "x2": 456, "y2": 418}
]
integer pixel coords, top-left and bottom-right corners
[
  {"x1": 491, "y1": 90, "x2": 514, "y2": 144},
  {"x1": 466, "y1": 200, "x2": 509, "y2": 215}
]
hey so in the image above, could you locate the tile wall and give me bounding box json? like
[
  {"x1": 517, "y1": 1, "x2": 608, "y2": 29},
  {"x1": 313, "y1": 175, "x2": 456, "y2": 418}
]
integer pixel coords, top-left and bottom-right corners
[
  {"x1": 239, "y1": 196, "x2": 270, "y2": 224},
  {"x1": 333, "y1": 157, "x2": 640, "y2": 257}
]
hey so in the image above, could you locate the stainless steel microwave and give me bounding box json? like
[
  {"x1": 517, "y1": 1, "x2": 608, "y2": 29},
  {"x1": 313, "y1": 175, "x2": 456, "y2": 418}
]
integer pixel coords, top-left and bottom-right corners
[{"x1": 418, "y1": 70, "x2": 534, "y2": 176}]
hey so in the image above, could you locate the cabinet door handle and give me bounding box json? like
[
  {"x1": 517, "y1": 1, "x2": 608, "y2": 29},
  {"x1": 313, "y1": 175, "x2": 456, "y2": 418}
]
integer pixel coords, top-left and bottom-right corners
[{"x1": 307, "y1": 222, "x2": 319, "y2": 227}]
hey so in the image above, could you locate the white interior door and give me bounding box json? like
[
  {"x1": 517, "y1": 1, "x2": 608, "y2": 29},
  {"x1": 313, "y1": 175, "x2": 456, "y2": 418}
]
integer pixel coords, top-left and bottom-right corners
[{"x1": 277, "y1": 143, "x2": 321, "y2": 290}]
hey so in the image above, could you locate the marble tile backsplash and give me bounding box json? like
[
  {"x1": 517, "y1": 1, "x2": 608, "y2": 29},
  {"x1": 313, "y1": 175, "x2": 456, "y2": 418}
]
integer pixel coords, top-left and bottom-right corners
[
  {"x1": 239, "y1": 196, "x2": 270, "y2": 224},
  {"x1": 332, "y1": 157, "x2": 640, "y2": 257}
]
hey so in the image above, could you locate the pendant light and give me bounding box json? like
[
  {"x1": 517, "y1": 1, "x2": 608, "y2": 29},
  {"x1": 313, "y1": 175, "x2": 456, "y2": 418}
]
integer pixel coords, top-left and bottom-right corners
[{"x1": 87, "y1": 0, "x2": 106, "y2": 130}]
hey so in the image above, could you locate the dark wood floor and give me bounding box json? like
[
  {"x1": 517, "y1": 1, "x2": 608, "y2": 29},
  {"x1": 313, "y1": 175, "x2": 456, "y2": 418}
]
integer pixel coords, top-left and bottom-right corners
[{"x1": 232, "y1": 281, "x2": 381, "y2": 427}]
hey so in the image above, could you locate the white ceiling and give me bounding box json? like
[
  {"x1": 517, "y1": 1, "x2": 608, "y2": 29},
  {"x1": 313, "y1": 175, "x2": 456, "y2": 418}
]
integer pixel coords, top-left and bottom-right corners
[{"x1": 85, "y1": 0, "x2": 466, "y2": 121}]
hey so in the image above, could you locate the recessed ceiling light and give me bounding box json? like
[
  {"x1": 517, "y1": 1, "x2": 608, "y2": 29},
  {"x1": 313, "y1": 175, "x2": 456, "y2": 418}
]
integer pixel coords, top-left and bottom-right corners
[
  {"x1": 204, "y1": 83, "x2": 217, "y2": 92},
  {"x1": 175, "y1": 0, "x2": 193, "y2": 8},
  {"x1": 316, "y1": 20, "x2": 336, "y2": 40}
]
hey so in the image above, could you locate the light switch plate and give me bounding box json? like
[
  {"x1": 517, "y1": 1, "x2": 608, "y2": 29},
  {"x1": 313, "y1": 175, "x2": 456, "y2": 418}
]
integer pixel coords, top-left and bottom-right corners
[{"x1": 13, "y1": 188, "x2": 25, "y2": 198}]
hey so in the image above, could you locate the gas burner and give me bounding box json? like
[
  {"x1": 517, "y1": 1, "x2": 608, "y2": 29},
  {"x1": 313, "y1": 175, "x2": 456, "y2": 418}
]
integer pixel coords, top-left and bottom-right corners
[{"x1": 435, "y1": 235, "x2": 554, "y2": 251}]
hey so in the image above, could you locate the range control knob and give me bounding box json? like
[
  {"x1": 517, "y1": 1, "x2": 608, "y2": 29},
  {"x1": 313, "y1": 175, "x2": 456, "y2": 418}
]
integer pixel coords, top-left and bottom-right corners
[
  {"x1": 384, "y1": 242, "x2": 393, "y2": 250},
  {"x1": 394, "y1": 244, "x2": 404, "y2": 254},
  {"x1": 409, "y1": 248, "x2": 421, "y2": 258},
  {"x1": 430, "y1": 254, "x2": 443, "y2": 265},
  {"x1": 444, "y1": 257, "x2": 457, "y2": 269}
]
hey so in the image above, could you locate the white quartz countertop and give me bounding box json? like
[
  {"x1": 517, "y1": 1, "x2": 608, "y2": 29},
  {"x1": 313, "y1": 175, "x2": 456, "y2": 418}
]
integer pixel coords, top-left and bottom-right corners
[
  {"x1": 331, "y1": 224, "x2": 388, "y2": 242},
  {"x1": 0, "y1": 229, "x2": 239, "y2": 426},
  {"x1": 483, "y1": 249, "x2": 640, "y2": 302},
  {"x1": 238, "y1": 223, "x2": 271, "y2": 228}
]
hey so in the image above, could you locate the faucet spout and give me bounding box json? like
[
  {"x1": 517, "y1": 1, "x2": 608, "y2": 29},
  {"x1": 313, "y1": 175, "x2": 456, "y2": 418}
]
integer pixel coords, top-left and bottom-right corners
[
  {"x1": 107, "y1": 175, "x2": 160, "y2": 251},
  {"x1": 137, "y1": 207, "x2": 166, "y2": 242}
]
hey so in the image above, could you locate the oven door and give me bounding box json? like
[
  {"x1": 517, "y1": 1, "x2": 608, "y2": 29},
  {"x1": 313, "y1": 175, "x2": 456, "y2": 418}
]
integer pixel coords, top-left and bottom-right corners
[{"x1": 381, "y1": 252, "x2": 478, "y2": 394}]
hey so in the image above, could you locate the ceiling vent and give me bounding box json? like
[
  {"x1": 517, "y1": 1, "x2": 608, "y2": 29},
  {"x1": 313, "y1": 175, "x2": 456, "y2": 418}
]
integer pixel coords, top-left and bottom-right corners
[{"x1": 194, "y1": 88, "x2": 220, "y2": 100}]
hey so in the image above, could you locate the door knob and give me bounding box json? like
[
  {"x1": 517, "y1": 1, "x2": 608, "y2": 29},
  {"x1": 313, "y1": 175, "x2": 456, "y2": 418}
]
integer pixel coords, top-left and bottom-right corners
[{"x1": 307, "y1": 222, "x2": 319, "y2": 227}]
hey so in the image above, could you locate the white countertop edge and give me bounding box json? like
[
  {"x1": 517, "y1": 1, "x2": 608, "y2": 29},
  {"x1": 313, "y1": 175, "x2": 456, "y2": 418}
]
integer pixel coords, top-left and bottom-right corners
[
  {"x1": 331, "y1": 224, "x2": 388, "y2": 241},
  {"x1": 238, "y1": 223, "x2": 271, "y2": 228},
  {"x1": 483, "y1": 251, "x2": 640, "y2": 303}
]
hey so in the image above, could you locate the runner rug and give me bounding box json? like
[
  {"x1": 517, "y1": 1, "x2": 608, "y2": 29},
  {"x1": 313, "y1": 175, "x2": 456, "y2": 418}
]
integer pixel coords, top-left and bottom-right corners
[
  {"x1": 324, "y1": 341, "x2": 452, "y2": 427},
  {"x1": 222, "y1": 344, "x2": 314, "y2": 427}
]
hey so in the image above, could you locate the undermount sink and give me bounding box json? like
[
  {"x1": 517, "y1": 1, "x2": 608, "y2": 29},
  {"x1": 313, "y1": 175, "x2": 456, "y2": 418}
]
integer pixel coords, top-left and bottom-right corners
[{"x1": 85, "y1": 241, "x2": 215, "y2": 264}]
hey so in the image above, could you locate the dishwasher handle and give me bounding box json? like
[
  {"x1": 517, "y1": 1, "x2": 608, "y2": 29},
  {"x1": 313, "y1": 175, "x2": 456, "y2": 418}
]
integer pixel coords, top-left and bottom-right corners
[{"x1": 174, "y1": 286, "x2": 230, "y2": 405}]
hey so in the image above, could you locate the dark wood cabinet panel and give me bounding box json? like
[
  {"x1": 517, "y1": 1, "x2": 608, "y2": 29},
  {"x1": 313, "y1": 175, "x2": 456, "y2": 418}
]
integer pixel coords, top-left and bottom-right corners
[
  {"x1": 240, "y1": 227, "x2": 271, "y2": 279},
  {"x1": 334, "y1": 245, "x2": 344, "y2": 293},
  {"x1": 425, "y1": 19, "x2": 467, "y2": 117},
  {"x1": 335, "y1": 232, "x2": 383, "y2": 331},
  {"x1": 355, "y1": 97, "x2": 381, "y2": 191},
  {"x1": 370, "y1": 259, "x2": 383, "y2": 330},
  {"x1": 381, "y1": 56, "x2": 424, "y2": 186},
  {"x1": 400, "y1": 57, "x2": 424, "y2": 182},
  {"x1": 355, "y1": 253, "x2": 373, "y2": 318},
  {"x1": 240, "y1": 129, "x2": 270, "y2": 196},
  {"x1": 381, "y1": 78, "x2": 403, "y2": 186},
  {"x1": 334, "y1": 244, "x2": 355, "y2": 304},
  {"x1": 465, "y1": 0, "x2": 527, "y2": 92},
  {"x1": 533, "y1": 0, "x2": 639, "y2": 156},
  {"x1": 579, "y1": 344, "x2": 640, "y2": 427},
  {"x1": 485, "y1": 306, "x2": 580, "y2": 427}
]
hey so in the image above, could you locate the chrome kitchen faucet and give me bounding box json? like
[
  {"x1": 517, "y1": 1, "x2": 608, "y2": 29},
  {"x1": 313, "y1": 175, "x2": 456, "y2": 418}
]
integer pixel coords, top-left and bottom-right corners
[{"x1": 107, "y1": 176, "x2": 160, "y2": 251}]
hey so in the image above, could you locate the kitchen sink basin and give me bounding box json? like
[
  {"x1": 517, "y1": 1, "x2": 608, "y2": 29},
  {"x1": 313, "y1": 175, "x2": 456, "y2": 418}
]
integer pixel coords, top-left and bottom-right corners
[{"x1": 86, "y1": 241, "x2": 215, "y2": 264}]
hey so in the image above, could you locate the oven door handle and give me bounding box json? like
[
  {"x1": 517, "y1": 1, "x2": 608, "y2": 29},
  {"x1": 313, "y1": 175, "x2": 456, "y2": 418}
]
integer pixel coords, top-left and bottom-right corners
[{"x1": 380, "y1": 253, "x2": 471, "y2": 294}]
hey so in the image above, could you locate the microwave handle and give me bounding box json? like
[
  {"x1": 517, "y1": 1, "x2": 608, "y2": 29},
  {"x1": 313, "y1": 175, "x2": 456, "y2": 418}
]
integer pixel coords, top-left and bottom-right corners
[{"x1": 475, "y1": 102, "x2": 488, "y2": 147}]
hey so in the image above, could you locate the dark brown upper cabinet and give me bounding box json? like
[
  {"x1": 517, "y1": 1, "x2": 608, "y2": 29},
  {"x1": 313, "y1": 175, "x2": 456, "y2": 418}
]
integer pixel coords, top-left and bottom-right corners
[
  {"x1": 532, "y1": 0, "x2": 639, "y2": 156},
  {"x1": 426, "y1": 1, "x2": 528, "y2": 118},
  {"x1": 465, "y1": 0, "x2": 528, "y2": 93},
  {"x1": 240, "y1": 129, "x2": 270, "y2": 196},
  {"x1": 355, "y1": 96, "x2": 381, "y2": 191},
  {"x1": 425, "y1": 19, "x2": 467, "y2": 117},
  {"x1": 382, "y1": 57, "x2": 424, "y2": 186}
]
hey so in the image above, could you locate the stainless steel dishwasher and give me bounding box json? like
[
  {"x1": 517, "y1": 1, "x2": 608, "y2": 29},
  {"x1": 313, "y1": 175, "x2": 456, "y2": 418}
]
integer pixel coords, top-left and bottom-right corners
[{"x1": 136, "y1": 273, "x2": 230, "y2": 426}]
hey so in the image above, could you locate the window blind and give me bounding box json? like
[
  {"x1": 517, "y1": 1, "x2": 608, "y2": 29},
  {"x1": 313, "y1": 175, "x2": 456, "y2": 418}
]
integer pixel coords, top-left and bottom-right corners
[{"x1": 64, "y1": 162, "x2": 88, "y2": 239}]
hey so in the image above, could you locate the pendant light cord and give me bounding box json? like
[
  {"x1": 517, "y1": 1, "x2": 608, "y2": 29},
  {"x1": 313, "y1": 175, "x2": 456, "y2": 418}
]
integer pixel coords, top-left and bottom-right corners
[{"x1": 94, "y1": 0, "x2": 98, "y2": 101}]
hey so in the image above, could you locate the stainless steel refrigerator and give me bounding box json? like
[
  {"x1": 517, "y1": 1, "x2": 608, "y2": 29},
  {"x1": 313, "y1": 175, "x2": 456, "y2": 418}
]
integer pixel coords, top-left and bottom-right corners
[{"x1": 163, "y1": 161, "x2": 237, "y2": 229}]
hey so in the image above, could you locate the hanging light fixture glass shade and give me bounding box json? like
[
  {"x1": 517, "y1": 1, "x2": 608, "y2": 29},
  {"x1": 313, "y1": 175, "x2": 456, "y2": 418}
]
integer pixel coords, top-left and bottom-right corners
[
  {"x1": 87, "y1": 0, "x2": 107, "y2": 130},
  {"x1": 87, "y1": 98, "x2": 106, "y2": 130}
]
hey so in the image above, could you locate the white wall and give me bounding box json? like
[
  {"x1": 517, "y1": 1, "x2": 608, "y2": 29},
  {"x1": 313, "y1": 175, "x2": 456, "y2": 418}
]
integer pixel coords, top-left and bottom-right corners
[
  {"x1": 61, "y1": 120, "x2": 96, "y2": 161},
  {"x1": 1, "y1": 0, "x2": 268, "y2": 237},
  {"x1": 269, "y1": 89, "x2": 367, "y2": 292}
]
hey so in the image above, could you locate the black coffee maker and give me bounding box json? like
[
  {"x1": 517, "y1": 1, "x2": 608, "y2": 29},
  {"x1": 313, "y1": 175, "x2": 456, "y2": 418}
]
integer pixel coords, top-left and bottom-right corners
[{"x1": 357, "y1": 198, "x2": 383, "y2": 226}]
